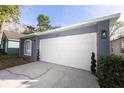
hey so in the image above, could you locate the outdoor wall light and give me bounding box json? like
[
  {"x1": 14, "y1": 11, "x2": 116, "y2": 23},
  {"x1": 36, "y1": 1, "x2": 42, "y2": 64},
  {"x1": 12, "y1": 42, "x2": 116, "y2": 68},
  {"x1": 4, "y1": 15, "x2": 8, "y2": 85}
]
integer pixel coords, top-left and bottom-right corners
[
  {"x1": 33, "y1": 40, "x2": 36, "y2": 44},
  {"x1": 101, "y1": 30, "x2": 107, "y2": 39}
]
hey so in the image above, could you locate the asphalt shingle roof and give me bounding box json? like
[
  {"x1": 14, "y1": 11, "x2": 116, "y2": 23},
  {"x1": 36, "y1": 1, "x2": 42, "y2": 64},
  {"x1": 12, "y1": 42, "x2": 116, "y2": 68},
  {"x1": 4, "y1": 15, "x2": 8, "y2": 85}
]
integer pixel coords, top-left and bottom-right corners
[{"x1": 3, "y1": 30, "x2": 25, "y2": 40}]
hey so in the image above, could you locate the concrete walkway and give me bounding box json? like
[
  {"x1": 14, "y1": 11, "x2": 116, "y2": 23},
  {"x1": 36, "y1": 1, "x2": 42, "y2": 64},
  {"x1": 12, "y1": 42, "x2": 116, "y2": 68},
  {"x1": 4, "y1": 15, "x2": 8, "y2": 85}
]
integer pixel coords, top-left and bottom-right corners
[{"x1": 0, "y1": 61, "x2": 99, "y2": 88}]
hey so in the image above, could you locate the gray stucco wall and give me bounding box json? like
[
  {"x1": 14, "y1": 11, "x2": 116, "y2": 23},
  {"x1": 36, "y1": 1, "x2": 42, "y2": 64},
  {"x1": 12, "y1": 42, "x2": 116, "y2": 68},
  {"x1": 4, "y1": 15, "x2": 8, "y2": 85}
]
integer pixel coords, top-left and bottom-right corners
[
  {"x1": 1, "y1": 34, "x2": 19, "y2": 55},
  {"x1": 38, "y1": 25, "x2": 97, "y2": 40},
  {"x1": 20, "y1": 36, "x2": 39, "y2": 61},
  {"x1": 97, "y1": 20, "x2": 110, "y2": 58}
]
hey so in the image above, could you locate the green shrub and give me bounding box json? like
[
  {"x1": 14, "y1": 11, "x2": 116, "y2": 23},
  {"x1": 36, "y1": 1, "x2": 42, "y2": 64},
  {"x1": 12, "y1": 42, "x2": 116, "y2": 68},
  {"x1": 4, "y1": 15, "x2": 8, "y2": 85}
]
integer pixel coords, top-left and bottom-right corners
[
  {"x1": 91, "y1": 52, "x2": 96, "y2": 75},
  {"x1": 97, "y1": 54, "x2": 124, "y2": 88}
]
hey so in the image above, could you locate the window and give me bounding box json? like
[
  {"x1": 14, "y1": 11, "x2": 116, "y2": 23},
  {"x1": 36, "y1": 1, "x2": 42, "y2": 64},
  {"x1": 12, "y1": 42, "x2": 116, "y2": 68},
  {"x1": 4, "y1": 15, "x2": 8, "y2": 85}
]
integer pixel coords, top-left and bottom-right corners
[
  {"x1": 24, "y1": 39, "x2": 32, "y2": 56},
  {"x1": 121, "y1": 41, "x2": 124, "y2": 53}
]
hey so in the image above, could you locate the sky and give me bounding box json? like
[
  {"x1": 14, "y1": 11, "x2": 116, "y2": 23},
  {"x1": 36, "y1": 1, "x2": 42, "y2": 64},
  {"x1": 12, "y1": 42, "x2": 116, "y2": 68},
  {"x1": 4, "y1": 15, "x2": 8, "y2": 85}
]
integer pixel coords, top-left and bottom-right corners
[{"x1": 20, "y1": 5, "x2": 124, "y2": 27}]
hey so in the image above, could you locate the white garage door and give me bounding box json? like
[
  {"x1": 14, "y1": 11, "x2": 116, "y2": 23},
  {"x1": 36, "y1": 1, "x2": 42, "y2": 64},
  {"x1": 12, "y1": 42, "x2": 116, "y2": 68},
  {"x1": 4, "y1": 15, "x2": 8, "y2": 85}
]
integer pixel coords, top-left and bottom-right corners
[{"x1": 39, "y1": 32, "x2": 97, "y2": 71}]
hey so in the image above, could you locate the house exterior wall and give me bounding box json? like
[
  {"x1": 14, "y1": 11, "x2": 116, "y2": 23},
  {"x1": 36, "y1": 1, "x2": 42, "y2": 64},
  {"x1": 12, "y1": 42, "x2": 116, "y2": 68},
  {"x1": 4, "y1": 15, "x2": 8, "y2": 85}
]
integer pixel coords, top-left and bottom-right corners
[
  {"x1": 111, "y1": 38, "x2": 124, "y2": 55},
  {"x1": 20, "y1": 24, "x2": 97, "y2": 61},
  {"x1": 1, "y1": 35, "x2": 8, "y2": 53},
  {"x1": 20, "y1": 36, "x2": 39, "y2": 61},
  {"x1": 7, "y1": 40, "x2": 19, "y2": 55},
  {"x1": 20, "y1": 20, "x2": 110, "y2": 62},
  {"x1": 38, "y1": 25, "x2": 97, "y2": 40},
  {"x1": 1, "y1": 33, "x2": 20, "y2": 55},
  {"x1": 4, "y1": 38, "x2": 8, "y2": 53},
  {"x1": 97, "y1": 20, "x2": 110, "y2": 58}
]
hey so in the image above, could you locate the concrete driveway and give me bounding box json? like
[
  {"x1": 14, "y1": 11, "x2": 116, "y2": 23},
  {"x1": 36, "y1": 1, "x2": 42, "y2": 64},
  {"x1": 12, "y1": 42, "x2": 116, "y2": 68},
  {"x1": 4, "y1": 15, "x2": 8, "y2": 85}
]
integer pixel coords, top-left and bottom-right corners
[{"x1": 0, "y1": 61, "x2": 99, "y2": 88}]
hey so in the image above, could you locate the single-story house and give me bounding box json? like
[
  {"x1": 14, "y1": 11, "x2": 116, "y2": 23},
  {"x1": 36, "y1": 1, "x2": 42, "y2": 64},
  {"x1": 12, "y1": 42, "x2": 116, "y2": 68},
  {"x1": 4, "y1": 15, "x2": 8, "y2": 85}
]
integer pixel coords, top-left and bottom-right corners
[
  {"x1": 111, "y1": 36, "x2": 124, "y2": 55},
  {"x1": 20, "y1": 13, "x2": 120, "y2": 71},
  {"x1": 1, "y1": 30, "x2": 24, "y2": 55}
]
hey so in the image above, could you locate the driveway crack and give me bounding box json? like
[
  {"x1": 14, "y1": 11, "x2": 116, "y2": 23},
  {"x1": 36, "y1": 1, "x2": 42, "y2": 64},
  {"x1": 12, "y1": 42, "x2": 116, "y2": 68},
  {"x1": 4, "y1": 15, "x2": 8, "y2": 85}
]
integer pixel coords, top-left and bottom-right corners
[
  {"x1": 5, "y1": 69, "x2": 33, "y2": 79},
  {"x1": 5, "y1": 64, "x2": 55, "y2": 88},
  {"x1": 32, "y1": 64, "x2": 55, "y2": 79},
  {"x1": 5, "y1": 64, "x2": 55, "y2": 80}
]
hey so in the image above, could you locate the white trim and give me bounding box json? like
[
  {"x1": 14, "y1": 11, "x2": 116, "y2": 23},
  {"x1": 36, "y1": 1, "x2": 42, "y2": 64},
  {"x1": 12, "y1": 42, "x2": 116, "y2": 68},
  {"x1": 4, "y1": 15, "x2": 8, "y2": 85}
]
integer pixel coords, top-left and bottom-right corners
[
  {"x1": 8, "y1": 39, "x2": 20, "y2": 42},
  {"x1": 24, "y1": 39, "x2": 32, "y2": 56},
  {"x1": 121, "y1": 41, "x2": 124, "y2": 48},
  {"x1": 5, "y1": 40, "x2": 8, "y2": 53},
  {"x1": 20, "y1": 13, "x2": 120, "y2": 38}
]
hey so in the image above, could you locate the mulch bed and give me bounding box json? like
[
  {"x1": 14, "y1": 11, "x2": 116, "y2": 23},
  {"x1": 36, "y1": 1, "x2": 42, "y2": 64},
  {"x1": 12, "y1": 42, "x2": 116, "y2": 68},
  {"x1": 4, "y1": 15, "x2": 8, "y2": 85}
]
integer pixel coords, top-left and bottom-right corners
[{"x1": 0, "y1": 56, "x2": 31, "y2": 70}]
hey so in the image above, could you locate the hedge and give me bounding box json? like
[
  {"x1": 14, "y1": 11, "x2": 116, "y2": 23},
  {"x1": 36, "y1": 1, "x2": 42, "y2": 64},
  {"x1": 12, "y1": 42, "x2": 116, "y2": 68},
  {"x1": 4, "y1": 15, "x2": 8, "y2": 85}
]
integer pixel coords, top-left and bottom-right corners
[{"x1": 97, "y1": 54, "x2": 124, "y2": 88}]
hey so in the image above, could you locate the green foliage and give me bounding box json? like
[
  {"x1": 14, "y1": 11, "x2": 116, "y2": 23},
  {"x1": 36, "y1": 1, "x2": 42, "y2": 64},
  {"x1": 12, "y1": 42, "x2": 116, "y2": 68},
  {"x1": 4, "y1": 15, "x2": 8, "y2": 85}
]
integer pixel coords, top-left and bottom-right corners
[
  {"x1": 37, "y1": 14, "x2": 51, "y2": 31},
  {"x1": 0, "y1": 5, "x2": 20, "y2": 28},
  {"x1": 0, "y1": 54, "x2": 19, "y2": 60},
  {"x1": 23, "y1": 25, "x2": 35, "y2": 34},
  {"x1": 98, "y1": 54, "x2": 124, "y2": 88},
  {"x1": 91, "y1": 52, "x2": 96, "y2": 75}
]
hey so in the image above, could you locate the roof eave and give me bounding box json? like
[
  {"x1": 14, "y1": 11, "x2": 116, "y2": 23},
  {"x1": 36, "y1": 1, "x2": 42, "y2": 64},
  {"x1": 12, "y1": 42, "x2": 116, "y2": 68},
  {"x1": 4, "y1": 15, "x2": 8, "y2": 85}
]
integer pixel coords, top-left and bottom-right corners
[{"x1": 20, "y1": 13, "x2": 120, "y2": 39}]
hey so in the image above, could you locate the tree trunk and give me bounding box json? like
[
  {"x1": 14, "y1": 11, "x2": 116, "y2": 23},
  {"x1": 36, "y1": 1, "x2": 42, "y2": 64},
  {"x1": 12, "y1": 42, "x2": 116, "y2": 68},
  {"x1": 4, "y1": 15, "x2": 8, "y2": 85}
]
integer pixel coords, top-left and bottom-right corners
[{"x1": 0, "y1": 25, "x2": 1, "y2": 32}]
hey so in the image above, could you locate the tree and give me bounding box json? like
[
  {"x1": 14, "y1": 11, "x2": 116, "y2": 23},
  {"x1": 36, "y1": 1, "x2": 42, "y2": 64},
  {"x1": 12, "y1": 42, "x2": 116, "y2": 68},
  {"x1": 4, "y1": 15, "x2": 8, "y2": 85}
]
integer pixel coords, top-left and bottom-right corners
[
  {"x1": 0, "y1": 5, "x2": 20, "y2": 32},
  {"x1": 23, "y1": 25, "x2": 35, "y2": 34},
  {"x1": 37, "y1": 14, "x2": 51, "y2": 32},
  {"x1": 110, "y1": 21, "x2": 124, "y2": 37}
]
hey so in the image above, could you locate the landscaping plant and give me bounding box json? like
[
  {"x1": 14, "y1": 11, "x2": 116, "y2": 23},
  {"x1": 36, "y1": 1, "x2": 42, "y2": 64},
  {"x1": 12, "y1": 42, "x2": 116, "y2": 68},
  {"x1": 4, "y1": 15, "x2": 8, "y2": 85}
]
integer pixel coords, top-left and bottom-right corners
[
  {"x1": 91, "y1": 52, "x2": 97, "y2": 75},
  {"x1": 0, "y1": 54, "x2": 31, "y2": 70},
  {"x1": 97, "y1": 54, "x2": 124, "y2": 88}
]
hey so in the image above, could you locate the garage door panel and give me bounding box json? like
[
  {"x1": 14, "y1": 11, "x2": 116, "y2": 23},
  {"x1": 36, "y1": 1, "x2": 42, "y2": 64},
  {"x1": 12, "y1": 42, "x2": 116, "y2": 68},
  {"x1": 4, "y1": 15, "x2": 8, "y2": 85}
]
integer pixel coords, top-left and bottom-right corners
[{"x1": 40, "y1": 33, "x2": 97, "y2": 71}]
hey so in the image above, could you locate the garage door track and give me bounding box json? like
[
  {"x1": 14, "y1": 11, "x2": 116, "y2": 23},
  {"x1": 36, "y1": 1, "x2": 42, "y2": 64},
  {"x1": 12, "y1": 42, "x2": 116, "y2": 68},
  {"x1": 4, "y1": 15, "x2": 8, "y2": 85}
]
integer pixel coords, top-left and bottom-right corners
[{"x1": 0, "y1": 61, "x2": 99, "y2": 88}]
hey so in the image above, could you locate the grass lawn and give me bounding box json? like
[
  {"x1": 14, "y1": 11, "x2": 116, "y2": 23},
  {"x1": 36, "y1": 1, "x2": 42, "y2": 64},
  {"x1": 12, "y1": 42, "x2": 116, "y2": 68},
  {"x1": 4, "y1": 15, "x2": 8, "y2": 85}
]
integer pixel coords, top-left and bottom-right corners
[{"x1": 0, "y1": 55, "x2": 31, "y2": 70}]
